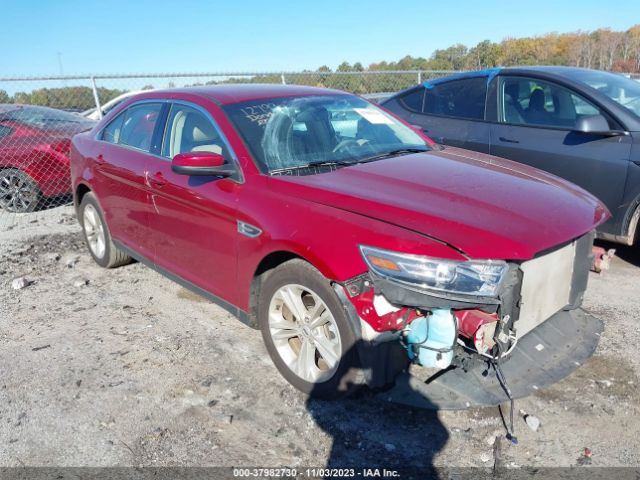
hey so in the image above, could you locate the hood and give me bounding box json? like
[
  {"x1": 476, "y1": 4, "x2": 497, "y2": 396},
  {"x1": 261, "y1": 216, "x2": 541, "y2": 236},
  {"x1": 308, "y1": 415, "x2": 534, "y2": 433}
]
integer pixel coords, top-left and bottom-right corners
[{"x1": 270, "y1": 147, "x2": 609, "y2": 260}]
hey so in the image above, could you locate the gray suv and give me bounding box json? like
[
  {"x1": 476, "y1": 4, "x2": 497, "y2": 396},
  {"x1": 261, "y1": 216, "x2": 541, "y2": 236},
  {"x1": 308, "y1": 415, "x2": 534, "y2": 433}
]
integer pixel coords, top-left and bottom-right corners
[{"x1": 382, "y1": 67, "x2": 640, "y2": 246}]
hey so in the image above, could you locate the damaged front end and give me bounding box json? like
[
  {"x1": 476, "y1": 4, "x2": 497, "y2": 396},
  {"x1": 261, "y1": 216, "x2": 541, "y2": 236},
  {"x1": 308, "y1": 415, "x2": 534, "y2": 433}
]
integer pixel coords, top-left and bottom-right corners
[{"x1": 336, "y1": 231, "x2": 603, "y2": 409}]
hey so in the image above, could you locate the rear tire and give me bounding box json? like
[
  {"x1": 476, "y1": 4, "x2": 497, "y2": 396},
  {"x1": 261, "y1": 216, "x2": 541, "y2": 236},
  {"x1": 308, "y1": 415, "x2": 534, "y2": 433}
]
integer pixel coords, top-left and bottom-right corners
[
  {"x1": 0, "y1": 168, "x2": 41, "y2": 213},
  {"x1": 79, "y1": 192, "x2": 131, "y2": 268},
  {"x1": 258, "y1": 259, "x2": 361, "y2": 399}
]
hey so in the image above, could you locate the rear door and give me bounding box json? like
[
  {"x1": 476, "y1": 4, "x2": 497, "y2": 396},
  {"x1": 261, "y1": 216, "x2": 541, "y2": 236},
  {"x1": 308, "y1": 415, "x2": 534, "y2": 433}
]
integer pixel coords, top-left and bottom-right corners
[
  {"x1": 92, "y1": 102, "x2": 164, "y2": 258},
  {"x1": 489, "y1": 75, "x2": 632, "y2": 235},
  {"x1": 145, "y1": 101, "x2": 240, "y2": 305},
  {"x1": 395, "y1": 77, "x2": 491, "y2": 153}
]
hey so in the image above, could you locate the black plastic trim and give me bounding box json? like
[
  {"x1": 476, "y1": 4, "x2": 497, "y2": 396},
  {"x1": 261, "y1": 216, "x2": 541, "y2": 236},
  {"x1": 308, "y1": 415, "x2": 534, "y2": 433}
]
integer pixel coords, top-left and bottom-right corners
[
  {"x1": 171, "y1": 165, "x2": 237, "y2": 177},
  {"x1": 368, "y1": 271, "x2": 501, "y2": 311}
]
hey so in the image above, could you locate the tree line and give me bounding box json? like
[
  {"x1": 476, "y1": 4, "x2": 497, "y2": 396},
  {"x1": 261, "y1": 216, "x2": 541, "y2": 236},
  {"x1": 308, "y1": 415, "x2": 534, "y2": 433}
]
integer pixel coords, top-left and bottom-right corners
[
  {"x1": 1, "y1": 24, "x2": 639, "y2": 109},
  {"x1": 0, "y1": 86, "x2": 128, "y2": 111},
  {"x1": 364, "y1": 24, "x2": 640, "y2": 72}
]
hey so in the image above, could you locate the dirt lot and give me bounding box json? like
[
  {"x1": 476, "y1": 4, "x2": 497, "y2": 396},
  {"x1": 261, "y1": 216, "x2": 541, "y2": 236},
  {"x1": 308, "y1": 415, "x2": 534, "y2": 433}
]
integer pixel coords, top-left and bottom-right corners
[{"x1": 1, "y1": 205, "x2": 640, "y2": 471}]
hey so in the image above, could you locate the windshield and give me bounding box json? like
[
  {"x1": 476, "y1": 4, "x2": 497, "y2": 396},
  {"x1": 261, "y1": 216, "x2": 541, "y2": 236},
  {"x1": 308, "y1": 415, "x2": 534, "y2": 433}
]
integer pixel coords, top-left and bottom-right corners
[
  {"x1": 567, "y1": 70, "x2": 640, "y2": 119},
  {"x1": 0, "y1": 105, "x2": 87, "y2": 128},
  {"x1": 223, "y1": 94, "x2": 428, "y2": 174}
]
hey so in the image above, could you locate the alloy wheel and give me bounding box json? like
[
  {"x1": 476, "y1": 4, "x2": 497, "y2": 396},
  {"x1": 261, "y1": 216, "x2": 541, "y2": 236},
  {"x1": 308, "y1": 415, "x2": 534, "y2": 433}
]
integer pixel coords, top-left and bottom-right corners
[
  {"x1": 268, "y1": 284, "x2": 342, "y2": 383},
  {"x1": 0, "y1": 170, "x2": 39, "y2": 213},
  {"x1": 83, "y1": 203, "x2": 106, "y2": 259}
]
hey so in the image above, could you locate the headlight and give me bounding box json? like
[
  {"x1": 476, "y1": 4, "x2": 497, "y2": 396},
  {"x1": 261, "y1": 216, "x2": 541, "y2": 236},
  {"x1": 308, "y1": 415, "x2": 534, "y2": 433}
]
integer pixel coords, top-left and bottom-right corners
[{"x1": 359, "y1": 245, "x2": 508, "y2": 297}]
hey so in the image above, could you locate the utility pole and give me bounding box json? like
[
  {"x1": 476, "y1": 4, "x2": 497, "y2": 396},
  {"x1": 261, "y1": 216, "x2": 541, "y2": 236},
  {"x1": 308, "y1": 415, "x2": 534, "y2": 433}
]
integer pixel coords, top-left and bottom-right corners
[{"x1": 57, "y1": 52, "x2": 64, "y2": 76}]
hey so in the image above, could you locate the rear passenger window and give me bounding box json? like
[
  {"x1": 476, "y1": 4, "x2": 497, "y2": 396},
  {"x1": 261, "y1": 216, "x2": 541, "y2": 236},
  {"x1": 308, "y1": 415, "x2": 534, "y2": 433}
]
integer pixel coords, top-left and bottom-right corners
[
  {"x1": 118, "y1": 103, "x2": 163, "y2": 152},
  {"x1": 399, "y1": 88, "x2": 425, "y2": 111},
  {"x1": 423, "y1": 77, "x2": 487, "y2": 120}
]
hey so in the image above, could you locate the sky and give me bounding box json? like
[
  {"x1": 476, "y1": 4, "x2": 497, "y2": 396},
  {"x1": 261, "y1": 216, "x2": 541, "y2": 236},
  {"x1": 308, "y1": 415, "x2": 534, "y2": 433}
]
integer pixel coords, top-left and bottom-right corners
[{"x1": 1, "y1": 0, "x2": 639, "y2": 77}]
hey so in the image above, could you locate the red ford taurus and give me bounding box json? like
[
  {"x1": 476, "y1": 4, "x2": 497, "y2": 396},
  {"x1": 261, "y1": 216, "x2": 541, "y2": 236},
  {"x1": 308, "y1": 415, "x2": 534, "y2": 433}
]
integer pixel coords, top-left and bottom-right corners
[{"x1": 69, "y1": 85, "x2": 609, "y2": 408}]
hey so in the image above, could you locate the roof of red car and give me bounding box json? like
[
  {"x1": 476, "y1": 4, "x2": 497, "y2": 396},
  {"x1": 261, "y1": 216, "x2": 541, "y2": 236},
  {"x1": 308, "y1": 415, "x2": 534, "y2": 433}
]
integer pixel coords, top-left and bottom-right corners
[{"x1": 142, "y1": 84, "x2": 349, "y2": 105}]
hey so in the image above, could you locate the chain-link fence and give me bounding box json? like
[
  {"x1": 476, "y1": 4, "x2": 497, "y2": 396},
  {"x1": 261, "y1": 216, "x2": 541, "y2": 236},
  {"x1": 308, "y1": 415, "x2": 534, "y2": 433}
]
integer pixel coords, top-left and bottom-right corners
[
  {"x1": 0, "y1": 70, "x2": 457, "y2": 231},
  {"x1": 2, "y1": 69, "x2": 639, "y2": 232}
]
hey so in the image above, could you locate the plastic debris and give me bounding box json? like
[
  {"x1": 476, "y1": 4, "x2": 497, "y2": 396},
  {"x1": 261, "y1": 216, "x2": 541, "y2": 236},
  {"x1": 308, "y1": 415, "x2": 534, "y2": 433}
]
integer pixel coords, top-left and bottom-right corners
[
  {"x1": 577, "y1": 447, "x2": 593, "y2": 465},
  {"x1": 524, "y1": 414, "x2": 540, "y2": 432},
  {"x1": 11, "y1": 277, "x2": 31, "y2": 290}
]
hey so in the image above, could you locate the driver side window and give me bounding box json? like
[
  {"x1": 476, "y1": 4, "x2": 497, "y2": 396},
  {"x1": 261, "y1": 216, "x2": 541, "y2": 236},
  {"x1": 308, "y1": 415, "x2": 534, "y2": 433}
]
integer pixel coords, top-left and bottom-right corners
[
  {"x1": 161, "y1": 104, "x2": 228, "y2": 159},
  {"x1": 499, "y1": 76, "x2": 608, "y2": 129}
]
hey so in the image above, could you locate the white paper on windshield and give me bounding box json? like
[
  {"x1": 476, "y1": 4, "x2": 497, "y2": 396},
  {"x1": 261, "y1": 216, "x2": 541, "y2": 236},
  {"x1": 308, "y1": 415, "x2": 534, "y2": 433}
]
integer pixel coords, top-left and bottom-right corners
[{"x1": 354, "y1": 108, "x2": 394, "y2": 124}]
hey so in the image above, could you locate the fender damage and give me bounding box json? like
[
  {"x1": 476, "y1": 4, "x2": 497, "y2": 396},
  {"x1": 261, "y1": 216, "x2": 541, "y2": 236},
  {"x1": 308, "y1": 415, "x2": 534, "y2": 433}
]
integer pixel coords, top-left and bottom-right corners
[{"x1": 335, "y1": 231, "x2": 604, "y2": 410}]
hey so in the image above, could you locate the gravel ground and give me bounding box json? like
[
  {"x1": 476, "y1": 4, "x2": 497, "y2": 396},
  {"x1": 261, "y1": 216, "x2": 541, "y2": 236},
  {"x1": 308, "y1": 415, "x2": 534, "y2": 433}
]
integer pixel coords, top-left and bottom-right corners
[{"x1": 1, "y1": 205, "x2": 639, "y2": 471}]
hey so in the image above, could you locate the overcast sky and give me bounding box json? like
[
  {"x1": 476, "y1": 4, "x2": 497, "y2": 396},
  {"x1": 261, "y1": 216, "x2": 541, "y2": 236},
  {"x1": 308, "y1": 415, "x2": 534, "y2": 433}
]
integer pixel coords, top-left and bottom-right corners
[{"x1": 2, "y1": 0, "x2": 639, "y2": 76}]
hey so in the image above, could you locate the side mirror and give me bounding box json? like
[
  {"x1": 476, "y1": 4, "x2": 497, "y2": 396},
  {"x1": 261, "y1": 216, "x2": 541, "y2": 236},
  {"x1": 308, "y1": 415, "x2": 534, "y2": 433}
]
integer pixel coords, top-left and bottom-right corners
[
  {"x1": 171, "y1": 152, "x2": 236, "y2": 177},
  {"x1": 573, "y1": 114, "x2": 628, "y2": 137}
]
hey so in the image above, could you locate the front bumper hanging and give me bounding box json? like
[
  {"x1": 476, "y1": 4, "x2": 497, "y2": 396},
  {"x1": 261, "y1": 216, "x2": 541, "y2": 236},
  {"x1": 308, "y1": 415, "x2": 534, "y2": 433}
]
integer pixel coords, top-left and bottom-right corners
[{"x1": 375, "y1": 308, "x2": 603, "y2": 410}]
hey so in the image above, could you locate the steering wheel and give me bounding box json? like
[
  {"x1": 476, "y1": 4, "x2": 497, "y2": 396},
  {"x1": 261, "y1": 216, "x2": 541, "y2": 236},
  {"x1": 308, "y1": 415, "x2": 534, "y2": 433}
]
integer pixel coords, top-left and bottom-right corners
[{"x1": 332, "y1": 138, "x2": 364, "y2": 153}]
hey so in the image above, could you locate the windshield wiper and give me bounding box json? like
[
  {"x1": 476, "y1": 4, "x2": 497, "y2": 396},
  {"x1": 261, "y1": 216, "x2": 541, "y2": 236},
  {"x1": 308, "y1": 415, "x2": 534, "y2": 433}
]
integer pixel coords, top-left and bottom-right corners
[
  {"x1": 269, "y1": 160, "x2": 353, "y2": 175},
  {"x1": 269, "y1": 148, "x2": 429, "y2": 175},
  {"x1": 352, "y1": 147, "x2": 429, "y2": 165}
]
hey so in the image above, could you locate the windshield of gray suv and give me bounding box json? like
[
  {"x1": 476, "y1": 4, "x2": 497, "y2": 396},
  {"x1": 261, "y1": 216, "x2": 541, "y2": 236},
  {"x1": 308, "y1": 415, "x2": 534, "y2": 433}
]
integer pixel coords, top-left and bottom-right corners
[
  {"x1": 568, "y1": 70, "x2": 640, "y2": 119},
  {"x1": 223, "y1": 95, "x2": 429, "y2": 174}
]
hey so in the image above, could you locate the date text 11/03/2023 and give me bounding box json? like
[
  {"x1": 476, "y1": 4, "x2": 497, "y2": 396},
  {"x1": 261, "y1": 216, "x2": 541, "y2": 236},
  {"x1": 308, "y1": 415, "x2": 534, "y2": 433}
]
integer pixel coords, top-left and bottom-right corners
[{"x1": 232, "y1": 467, "x2": 401, "y2": 477}]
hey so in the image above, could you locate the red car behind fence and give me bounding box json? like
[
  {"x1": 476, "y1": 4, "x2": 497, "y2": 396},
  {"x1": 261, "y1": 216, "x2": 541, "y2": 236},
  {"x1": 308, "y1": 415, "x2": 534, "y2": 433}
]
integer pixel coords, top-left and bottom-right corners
[{"x1": 0, "y1": 105, "x2": 94, "y2": 212}]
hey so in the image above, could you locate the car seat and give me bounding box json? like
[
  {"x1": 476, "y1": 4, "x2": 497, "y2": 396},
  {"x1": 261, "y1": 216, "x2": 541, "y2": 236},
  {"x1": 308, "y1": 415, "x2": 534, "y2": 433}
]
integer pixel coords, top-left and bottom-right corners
[
  {"x1": 525, "y1": 89, "x2": 552, "y2": 125},
  {"x1": 169, "y1": 111, "x2": 223, "y2": 157}
]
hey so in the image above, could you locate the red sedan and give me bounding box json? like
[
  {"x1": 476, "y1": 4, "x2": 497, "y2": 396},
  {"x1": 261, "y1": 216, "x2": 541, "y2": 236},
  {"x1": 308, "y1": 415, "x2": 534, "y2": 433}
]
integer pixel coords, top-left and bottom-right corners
[
  {"x1": 0, "y1": 105, "x2": 94, "y2": 212},
  {"x1": 70, "y1": 85, "x2": 609, "y2": 407}
]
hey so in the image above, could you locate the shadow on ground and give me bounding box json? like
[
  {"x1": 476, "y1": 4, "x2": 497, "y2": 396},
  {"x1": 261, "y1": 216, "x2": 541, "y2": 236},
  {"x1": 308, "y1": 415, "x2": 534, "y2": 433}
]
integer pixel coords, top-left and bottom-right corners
[{"x1": 307, "y1": 342, "x2": 448, "y2": 475}]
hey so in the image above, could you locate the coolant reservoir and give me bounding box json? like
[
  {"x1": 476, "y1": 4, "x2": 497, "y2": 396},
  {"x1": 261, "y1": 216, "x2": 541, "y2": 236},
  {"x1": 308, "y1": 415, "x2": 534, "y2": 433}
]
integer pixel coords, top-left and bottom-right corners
[{"x1": 406, "y1": 309, "x2": 457, "y2": 369}]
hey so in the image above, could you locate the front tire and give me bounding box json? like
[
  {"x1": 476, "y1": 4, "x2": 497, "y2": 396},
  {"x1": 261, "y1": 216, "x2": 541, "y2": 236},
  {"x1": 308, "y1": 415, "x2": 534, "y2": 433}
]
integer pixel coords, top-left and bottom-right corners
[
  {"x1": 79, "y1": 192, "x2": 131, "y2": 268},
  {"x1": 258, "y1": 259, "x2": 361, "y2": 399}
]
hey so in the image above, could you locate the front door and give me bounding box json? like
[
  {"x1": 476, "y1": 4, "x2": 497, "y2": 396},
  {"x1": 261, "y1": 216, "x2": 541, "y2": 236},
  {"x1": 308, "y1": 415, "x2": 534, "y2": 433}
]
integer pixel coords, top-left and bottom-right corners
[
  {"x1": 145, "y1": 102, "x2": 240, "y2": 305},
  {"x1": 490, "y1": 75, "x2": 632, "y2": 235}
]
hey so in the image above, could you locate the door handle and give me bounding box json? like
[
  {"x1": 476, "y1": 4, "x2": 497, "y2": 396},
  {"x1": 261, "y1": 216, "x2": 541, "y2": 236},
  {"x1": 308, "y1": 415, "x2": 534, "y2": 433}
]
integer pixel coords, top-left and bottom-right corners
[
  {"x1": 95, "y1": 154, "x2": 106, "y2": 165},
  {"x1": 499, "y1": 136, "x2": 520, "y2": 144},
  {"x1": 148, "y1": 172, "x2": 166, "y2": 188}
]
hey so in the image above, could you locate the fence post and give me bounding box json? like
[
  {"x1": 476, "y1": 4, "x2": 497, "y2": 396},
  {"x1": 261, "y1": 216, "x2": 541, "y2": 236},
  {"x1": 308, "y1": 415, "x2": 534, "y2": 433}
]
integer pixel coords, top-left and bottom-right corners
[
  {"x1": 418, "y1": 71, "x2": 422, "y2": 84},
  {"x1": 281, "y1": 73, "x2": 286, "y2": 85},
  {"x1": 90, "y1": 76, "x2": 103, "y2": 120}
]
